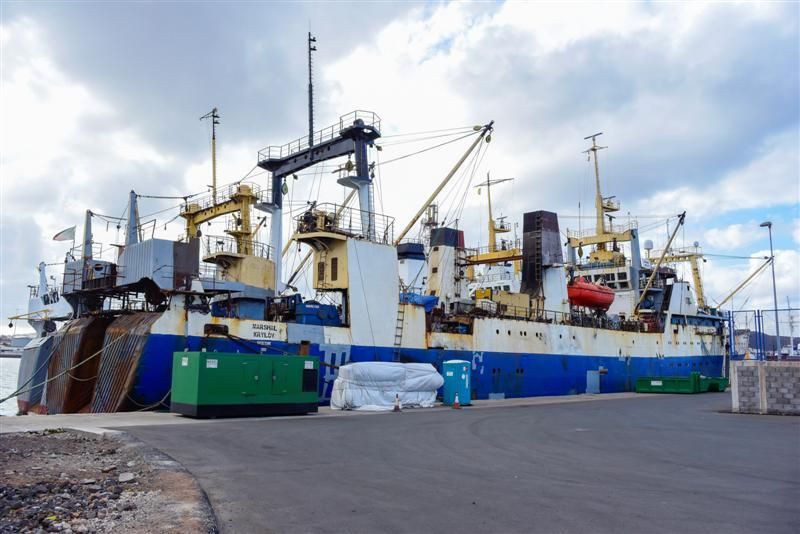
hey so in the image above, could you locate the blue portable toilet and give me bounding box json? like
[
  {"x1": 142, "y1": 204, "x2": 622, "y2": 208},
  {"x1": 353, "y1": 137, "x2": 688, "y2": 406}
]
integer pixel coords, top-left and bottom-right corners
[{"x1": 442, "y1": 360, "x2": 471, "y2": 406}]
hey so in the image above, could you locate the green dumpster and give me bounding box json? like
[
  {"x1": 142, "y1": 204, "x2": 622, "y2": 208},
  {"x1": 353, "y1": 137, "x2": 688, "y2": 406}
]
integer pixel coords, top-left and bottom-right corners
[
  {"x1": 636, "y1": 372, "x2": 728, "y2": 394},
  {"x1": 700, "y1": 376, "x2": 729, "y2": 392}
]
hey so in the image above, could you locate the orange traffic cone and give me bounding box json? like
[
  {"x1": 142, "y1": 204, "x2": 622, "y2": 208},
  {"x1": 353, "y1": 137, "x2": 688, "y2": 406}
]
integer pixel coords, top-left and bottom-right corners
[
  {"x1": 452, "y1": 392, "x2": 461, "y2": 409},
  {"x1": 393, "y1": 393, "x2": 402, "y2": 412}
]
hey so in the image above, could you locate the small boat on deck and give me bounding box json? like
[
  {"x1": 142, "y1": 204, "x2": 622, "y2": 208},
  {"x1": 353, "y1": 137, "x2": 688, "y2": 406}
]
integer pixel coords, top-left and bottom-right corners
[{"x1": 567, "y1": 277, "x2": 615, "y2": 310}]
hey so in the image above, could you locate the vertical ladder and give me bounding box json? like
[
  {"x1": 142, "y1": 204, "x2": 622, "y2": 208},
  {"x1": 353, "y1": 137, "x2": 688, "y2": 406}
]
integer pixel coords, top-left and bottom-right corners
[
  {"x1": 393, "y1": 277, "x2": 405, "y2": 362},
  {"x1": 368, "y1": 182, "x2": 376, "y2": 239},
  {"x1": 392, "y1": 304, "x2": 405, "y2": 362},
  {"x1": 533, "y1": 212, "x2": 544, "y2": 295}
]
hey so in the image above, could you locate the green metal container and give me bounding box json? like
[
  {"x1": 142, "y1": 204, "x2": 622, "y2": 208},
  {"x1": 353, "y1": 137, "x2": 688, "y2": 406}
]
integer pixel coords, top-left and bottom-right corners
[
  {"x1": 635, "y1": 372, "x2": 701, "y2": 394},
  {"x1": 635, "y1": 372, "x2": 728, "y2": 394},
  {"x1": 171, "y1": 351, "x2": 319, "y2": 418},
  {"x1": 699, "y1": 376, "x2": 729, "y2": 392}
]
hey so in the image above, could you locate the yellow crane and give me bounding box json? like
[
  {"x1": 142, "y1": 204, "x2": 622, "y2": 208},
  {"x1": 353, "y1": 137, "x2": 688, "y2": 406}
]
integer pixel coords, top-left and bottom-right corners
[
  {"x1": 651, "y1": 243, "x2": 707, "y2": 309},
  {"x1": 179, "y1": 183, "x2": 264, "y2": 254},
  {"x1": 180, "y1": 109, "x2": 275, "y2": 289}
]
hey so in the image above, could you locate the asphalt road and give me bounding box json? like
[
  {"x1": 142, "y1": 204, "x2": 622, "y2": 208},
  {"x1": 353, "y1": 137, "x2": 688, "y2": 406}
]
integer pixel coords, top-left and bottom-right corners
[{"x1": 120, "y1": 395, "x2": 800, "y2": 534}]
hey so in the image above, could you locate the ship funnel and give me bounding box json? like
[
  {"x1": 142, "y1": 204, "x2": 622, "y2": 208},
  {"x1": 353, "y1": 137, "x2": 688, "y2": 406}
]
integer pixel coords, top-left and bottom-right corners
[{"x1": 521, "y1": 211, "x2": 563, "y2": 296}]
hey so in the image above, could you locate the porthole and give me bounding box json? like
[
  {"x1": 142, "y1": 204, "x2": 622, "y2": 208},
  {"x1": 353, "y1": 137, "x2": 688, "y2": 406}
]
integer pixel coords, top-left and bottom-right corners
[
  {"x1": 507, "y1": 330, "x2": 511, "y2": 335},
  {"x1": 496, "y1": 329, "x2": 500, "y2": 335}
]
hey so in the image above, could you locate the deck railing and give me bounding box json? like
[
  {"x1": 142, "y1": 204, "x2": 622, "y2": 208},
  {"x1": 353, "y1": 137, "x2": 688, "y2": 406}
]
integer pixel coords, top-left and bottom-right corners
[
  {"x1": 294, "y1": 203, "x2": 394, "y2": 245},
  {"x1": 258, "y1": 110, "x2": 381, "y2": 162}
]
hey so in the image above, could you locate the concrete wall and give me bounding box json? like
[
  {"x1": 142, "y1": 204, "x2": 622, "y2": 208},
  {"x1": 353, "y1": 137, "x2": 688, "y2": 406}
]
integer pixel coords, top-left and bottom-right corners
[{"x1": 731, "y1": 361, "x2": 800, "y2": 415}]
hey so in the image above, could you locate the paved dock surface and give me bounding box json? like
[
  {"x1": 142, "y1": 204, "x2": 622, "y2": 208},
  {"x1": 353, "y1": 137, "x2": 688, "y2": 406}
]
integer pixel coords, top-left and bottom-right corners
[{"x1": 117, "y1": 394, "x2": 799, "y2": 534}]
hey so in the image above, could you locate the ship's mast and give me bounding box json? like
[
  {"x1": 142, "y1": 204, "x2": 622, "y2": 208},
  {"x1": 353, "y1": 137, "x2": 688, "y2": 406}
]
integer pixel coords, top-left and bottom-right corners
[
  {"x1": 200, "y1": 108, "x2": 220, "y2": 201},
  {"x1": 308, "y1": 32, "x2": 317, "y2": 148},
  {"x1": 475, "y1": 173, "x2": 513, "y2": 252},
  {"x1": 583, "y1": 132, "x2": 608, "y2": 244}
]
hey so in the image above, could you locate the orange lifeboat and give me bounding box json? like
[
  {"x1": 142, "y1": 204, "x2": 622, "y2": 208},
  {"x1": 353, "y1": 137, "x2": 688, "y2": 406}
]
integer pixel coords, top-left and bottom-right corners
[{"x1": 567, "y1": 277, "x2": 615, "y2": 310}]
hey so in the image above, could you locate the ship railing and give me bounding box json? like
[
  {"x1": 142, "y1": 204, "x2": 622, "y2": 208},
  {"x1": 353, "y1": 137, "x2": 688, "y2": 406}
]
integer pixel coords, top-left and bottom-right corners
[
  {"x1": 66, "y1": 242, "x2": 112, "y2": 263},
  {"x1": 574, "y1": 259, "x2": 630, "y2": 270},
  {"x1": 471, "y1": 272, "x2": 515, "y2": 284},
  {"x1": 651, "y1": 245, "x2": 704, "y2": 258},
  {"x1": 467, "y1": 239, "x2": 522, "y2": 257},
  {"x1": 203, "y1": 234, "x2": 272, "y2": 259},
  {"x1": 258, "y1": 110, "x2": 381, "y2": 162},
  {"x1": 601, "y1": 197, "x2": 620, "y2": 211},
  {"x1": 475, "y1": 301, "x2": 648, "y2": 332},
  {"x1": 28, "y1": 284, "x2": 61, "y2": 299},
  {"x1": 180, "y1": 182, "x2": 270, "y2": 214},
  {"x1": 199, "y1": 262, "x2": 221, "y2": 280},
  {"x1": 397, "y1": 238, "x2": 424, "y2": 245},
  {"x1": 293, "y1": 203, "x2": 395, "y2": 245},
  {"x1": 567, "y1": 221, "x2": 638, "y2": 239}
]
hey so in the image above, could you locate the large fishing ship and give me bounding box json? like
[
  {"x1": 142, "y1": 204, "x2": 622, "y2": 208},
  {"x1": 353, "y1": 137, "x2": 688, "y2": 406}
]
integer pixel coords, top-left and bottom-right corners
[{"x1": 6, "y1": 102, "x2": 730, "y2": 415}]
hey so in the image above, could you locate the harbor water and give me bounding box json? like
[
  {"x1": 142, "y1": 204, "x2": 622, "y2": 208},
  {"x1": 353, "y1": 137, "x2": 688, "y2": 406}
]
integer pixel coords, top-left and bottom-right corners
[{"x1": 0, "y1": 358, "x2": 20, "y2": 416}]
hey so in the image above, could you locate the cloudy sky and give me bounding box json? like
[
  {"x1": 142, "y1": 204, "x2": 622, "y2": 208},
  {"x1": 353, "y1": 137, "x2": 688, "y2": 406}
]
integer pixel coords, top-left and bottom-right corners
[{"x1": 1, "y1": 1, "x2": 798, "y2": 335}]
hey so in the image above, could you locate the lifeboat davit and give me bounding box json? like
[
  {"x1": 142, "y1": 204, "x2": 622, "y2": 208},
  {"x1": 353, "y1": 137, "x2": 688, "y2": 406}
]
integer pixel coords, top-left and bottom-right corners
[{"x1": 567, "y1": 277, "x2": 615, "y2": 310}]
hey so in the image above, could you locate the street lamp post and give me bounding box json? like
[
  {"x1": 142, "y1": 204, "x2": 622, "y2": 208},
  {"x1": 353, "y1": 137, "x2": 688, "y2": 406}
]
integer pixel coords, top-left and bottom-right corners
[{"x1": 760, "y1": 221, "x2": 781, "y2": 358}]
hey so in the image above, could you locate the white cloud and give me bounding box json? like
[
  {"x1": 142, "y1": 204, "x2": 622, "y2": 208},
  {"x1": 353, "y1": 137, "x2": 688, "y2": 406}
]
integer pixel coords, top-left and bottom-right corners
[
  {"x1": 631, "y1": 128, "x2": 799, "y2": 219},
  {"x1": 794, "y1": 218, "x2": 800, "y2": 245},
  {"x1": 703, "y1": 222, "x2": 760, "y2": 251},
  {"x1": 0, "y1": 17, "x2": 175, "y2": 227},
  {"x1": 0, "y1": 18, "x2": 180, "y2": 329}
]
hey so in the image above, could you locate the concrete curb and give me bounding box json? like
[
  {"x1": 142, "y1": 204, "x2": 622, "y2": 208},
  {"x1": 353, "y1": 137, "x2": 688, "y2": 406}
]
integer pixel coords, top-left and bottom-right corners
[{"x1": 114, "y1": 431, "x2": 219, "y2": 533}]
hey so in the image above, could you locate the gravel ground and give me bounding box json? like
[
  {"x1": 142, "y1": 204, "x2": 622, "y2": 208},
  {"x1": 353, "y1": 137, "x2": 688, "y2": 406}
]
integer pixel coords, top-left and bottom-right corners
[{"x1": 0, "y1": 429, "x2": 216, "y2": 533}]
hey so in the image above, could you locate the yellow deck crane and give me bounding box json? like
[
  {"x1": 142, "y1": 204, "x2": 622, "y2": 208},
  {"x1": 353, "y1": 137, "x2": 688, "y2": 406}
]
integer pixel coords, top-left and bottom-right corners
[
  {"x1": 180, "y1": 109, "x2": 276, "y2": 290},
  {"x1": 650, "y1": 244, "x2": 708, "y2": 309}
]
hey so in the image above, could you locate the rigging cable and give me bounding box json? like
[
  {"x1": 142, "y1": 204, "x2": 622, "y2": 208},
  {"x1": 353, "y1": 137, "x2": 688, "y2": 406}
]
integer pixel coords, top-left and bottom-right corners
[
  {"x1": 380, "y1": 125, "x2": 477, "y2": 139},
  {"x1": 376, "y1": 131, "x2": 478, "y2": 167}
]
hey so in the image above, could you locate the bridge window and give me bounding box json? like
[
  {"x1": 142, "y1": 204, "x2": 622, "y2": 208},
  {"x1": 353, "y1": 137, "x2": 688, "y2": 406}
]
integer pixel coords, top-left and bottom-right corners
[
  {"x1": 317, "y1": 261, "x2": 325, "y2": 282},
  {"x1": 331, "y1": 258, "x2": 338, "y2": 281}
]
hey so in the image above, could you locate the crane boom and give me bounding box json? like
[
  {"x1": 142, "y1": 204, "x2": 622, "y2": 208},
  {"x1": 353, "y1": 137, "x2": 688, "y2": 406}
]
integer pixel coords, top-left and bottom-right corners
[
  {"x1": 716, "y1": 258, "x2": 772, "y2": 309},
  {"x1": 635, "y1": 211, "x2": 685, "y2": 314},
  {"x1": 393, "y1": 121, "x2": 494, "y2": 245}
]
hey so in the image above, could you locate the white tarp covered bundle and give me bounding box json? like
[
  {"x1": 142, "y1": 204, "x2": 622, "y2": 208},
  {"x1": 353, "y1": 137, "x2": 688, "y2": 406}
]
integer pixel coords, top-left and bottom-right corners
[{"x1": 330, "y1": 362, "x2": 444, "y2": 411}]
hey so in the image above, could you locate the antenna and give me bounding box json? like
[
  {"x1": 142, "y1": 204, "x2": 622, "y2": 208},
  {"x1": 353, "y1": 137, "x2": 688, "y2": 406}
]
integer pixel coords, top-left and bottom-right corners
[
  {"x1": 308, "y1": 32, "x2": 317, "y2": 149},
  {"x1": 200, "y1": 107, "x2": 220, "y2": 201}
]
